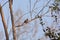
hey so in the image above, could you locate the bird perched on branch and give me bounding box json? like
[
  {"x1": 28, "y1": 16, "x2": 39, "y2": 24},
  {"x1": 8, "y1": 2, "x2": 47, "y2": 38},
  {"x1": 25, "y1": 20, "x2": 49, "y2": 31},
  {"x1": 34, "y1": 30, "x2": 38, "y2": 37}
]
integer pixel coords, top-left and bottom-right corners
[{"x1": 24, "y1": 19, "x2": 28, "y2": 24}]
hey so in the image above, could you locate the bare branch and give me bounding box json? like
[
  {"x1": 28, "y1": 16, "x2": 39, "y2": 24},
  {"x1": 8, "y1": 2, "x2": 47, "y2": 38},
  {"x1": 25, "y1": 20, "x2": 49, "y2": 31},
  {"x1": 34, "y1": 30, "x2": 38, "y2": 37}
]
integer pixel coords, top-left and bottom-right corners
[
  {"x1": 32, "y1": 0, "x2": 40, "y2": 10},
  {"x1": 16, "y1": 9, "x2": 49, "y2": 27},
  {"x1": 29, "y1": 0, "x2": 32, "y2": 19},
  {"x1": 15, "y1": 12, "x2": 29, "y2": 24},
  {"x1": 2, "y1": 0, "x2": 9, "y2": 7},
  {"x1": 0, "y1": 4, "x2": 9, "y2": 40},
  {"x1": 36, "y1": 0, "x2": 51, "y2": 16},
  {"x1": 9, "y1": 0, "x2": 17, "y2": 40}
]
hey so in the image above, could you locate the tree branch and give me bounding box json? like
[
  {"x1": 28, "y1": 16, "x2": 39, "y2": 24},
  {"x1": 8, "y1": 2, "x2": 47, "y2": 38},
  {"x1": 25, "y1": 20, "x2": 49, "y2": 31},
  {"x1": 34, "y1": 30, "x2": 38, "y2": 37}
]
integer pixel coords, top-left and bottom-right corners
[
  {"x1": 0, "y1": 4, "x2": 9, "y2": 40},
  {"x1": 16, "y1": 9, "x2": 49, "y2": 27},
  {"x1": 9, "y1": 0, "x2": 17, "y2": 40},
  {"x1": 36, "y1": 0, "x2": 51, "y2": 16}
]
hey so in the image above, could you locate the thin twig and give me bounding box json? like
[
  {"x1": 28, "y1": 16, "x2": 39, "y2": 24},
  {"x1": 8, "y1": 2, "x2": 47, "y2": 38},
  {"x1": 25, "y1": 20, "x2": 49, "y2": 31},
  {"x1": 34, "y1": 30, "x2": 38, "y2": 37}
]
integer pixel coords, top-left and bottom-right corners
[
  {"x1": 32, "y1": 0, "x2": 40, "y2": 10},
  {"x1": 16, "y1": 9, "x2": 49, "y2": 27},
  {"x1": 2, "y1": 0, "x2": 9, "y2": 7},
  {"x1": 36, "y1": 0, "x2": 51, "y2": 16},
  {"x1": 15, "y1": 12, "x2": 29, "y2": 24},
  {"x1": 29, "y1": 0, "x2": 32, "y2": 19}
]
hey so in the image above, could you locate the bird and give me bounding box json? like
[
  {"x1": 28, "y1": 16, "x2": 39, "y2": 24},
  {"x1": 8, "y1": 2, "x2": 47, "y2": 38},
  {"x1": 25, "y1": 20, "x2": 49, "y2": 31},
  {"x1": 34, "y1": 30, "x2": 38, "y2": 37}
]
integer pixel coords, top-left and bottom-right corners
[{"x1": 24, "y1": 19, "x2": 28, "y2": 24}]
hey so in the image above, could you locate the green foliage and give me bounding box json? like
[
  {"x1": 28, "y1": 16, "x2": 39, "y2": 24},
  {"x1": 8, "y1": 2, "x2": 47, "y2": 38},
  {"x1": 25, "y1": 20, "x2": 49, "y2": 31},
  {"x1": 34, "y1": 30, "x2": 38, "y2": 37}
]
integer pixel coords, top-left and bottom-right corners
[
  {"x1": 44, "y1": 27, "x2": 60, "y2": 40},
  {"x1": 55, "y1": 0, "x2": 60, "y2": 2},
  {"x1": 53, "y1": 6, "x2": 58, "y2": 10},
  {"x1": 49, "y1": 0, "x2": 60, "y2": 11},
  {"x1": 44, "y1": 0, "x2": 60, "y2": 40}
]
